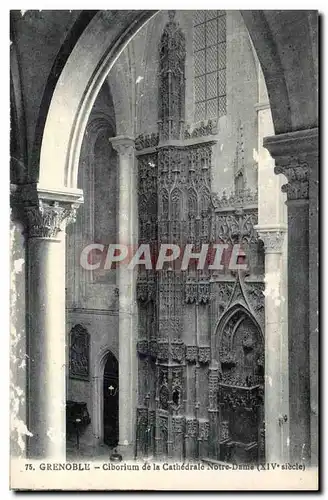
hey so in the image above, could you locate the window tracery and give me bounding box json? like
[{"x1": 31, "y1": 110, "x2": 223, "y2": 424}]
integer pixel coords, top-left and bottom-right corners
[{"x1": 193, "y1": 10, "x2": 226, "y2": 122}]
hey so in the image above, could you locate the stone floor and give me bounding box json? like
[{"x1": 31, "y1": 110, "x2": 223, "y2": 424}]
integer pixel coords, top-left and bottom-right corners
[
  {"x1": 66, "y1": 442, "x2": 135, "y2": 461},
  {"x1": 66, "y1": 443, "x2": 113, "y2": 461}
]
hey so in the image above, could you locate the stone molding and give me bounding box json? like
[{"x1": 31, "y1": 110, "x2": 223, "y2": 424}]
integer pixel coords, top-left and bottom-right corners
[
  {"x1": 255, "y1": 225, "x2": 287, "y2": 253},
  {"x1": 263, "y1": 128, "x2": 318, "y2": 202}
]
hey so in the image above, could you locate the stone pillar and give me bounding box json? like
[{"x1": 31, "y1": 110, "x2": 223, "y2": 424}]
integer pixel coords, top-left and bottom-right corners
[
  {"x1": 264, "y1": 128, "x2": 318, "y2": 464},
  {"x1": 255, "y1": 100, "x2": 289, "y2": 463},
  {"x1": 256, "y1": 226, "x2": 287, "y2": 463},
  {"x1": 110, "y1": 136, "x2": 138, "y2": 452},
  {"x1": 24, "y1": 192, "x2": 81, "y2": 459}
]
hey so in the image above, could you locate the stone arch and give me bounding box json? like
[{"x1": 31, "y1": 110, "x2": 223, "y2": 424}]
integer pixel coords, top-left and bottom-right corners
[
  {"x1": 199, "y1": 186, "x2": 211, "y2": 215},
  {"x1": 106, "y1": 50, "x2": 134, "y2": 136},
  {"x1": 37, "y1": 9, "x2": 309, "y2": 193},
  {"x1": 10, "y1": 34, "x2": 28, "y2": 185},
  {"x1": 92, "y1": 345, "x2": 119, "y2": 444},
  {"x1": 68, "y1": 87, "x2": 117, "y2": 295},
  {"x1": 214, "y1": 303, "x2": 264, "y2": 363},
  {"x1": 79, "y1": 113, "x2": 115, "y2": 192},
  {"x1": 38, "y1": 10, "x2": 156, "y2": 191},
  {"x1": 159, "y1": 187, "x2": 169, "y2": 220},
  {"x1": 28, "y1": 11, "x2": 99, "y2": 184},
  {"x1": 240, "y1": 10, "x2": 292, "y2": 135},
  {"x1": 187, "y1": 187, "x2": 198, "y2": 218},
  {"x1": 241, "y1": 10, "x2": 317, "y2": 133},
  {"x1": 214, "y1": 304, "x2": 264, "y2": 390},
  {"x1": 170, "y1": 187, "x2": 183, "y2": 220},
  {"x1": 215, "y1": 303, "x2": 265, "y2": 463}
]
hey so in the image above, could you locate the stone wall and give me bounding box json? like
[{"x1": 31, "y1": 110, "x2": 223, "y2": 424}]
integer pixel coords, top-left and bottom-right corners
[{"x1": 65, "y1": 81, "x2": 119, "y2": 453}]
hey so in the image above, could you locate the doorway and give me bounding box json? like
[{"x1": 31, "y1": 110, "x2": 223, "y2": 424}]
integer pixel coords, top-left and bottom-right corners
[
  {"x1": 103, "y1": 351, "x2": 119, "y2": 447},
  {"x1": 217, "y1": 307, "x2": 265, "y2": 464}
]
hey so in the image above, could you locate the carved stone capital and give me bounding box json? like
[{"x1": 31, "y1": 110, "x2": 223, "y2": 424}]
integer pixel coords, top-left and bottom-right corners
[
  {"x1": 264, "y1": 128, "x2": 318, "y2": 202},
  {"x1": 274, "y1": 161, "x2": 309, "y2": 201},
  {"x1": 25, "y1": 200, "x2": 79, "y2": 238},
  {"x1": 11, "y1": 184, "x2": 83, "y2": 237},
  {"x1": 110, "y1": 136, "x2": 135, "y2": 157},
  {"x1": 255, "y1": 225, "x2": 287, "y2": 253}
]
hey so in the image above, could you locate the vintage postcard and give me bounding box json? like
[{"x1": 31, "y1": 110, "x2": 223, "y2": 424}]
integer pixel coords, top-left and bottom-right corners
[{"x1": 10, "y1": 8, "x2": 319, "y2": 491}]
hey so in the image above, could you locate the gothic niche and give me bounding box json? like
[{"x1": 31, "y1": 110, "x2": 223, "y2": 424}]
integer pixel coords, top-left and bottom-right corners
[
  {"x1": 172, "y1": 368, "x2": 183, "y2": 412},
  {"x1": 217, "y1": 308, "x2": 264, "y2": 464},
  {"x1": 159, "y1": 371, "x2": 169, "y2": 411},
  {"x1": 172, "y1": 387, "x2": 181, "y2": 408},
  {"x1": 69, "y1": 324, "x2": 90, "y2": 381}
]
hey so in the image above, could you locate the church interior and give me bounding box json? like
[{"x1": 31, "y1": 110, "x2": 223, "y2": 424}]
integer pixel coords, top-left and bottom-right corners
[{"x1": 10, "y1": 10, "x2": 318, "y2": 467}]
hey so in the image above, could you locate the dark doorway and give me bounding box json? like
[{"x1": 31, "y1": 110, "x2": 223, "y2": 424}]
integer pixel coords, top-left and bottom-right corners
[
  {"x1": 103, "y1": 351, "x2": 119, "y2": 447},
  {"x1": 218, "y1": 310, "x2": 265, "y2": 464}
]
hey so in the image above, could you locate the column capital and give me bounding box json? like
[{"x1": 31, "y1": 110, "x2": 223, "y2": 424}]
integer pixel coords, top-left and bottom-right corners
[
  {"x1": 263, "y1": 128, "x2": 318, "y2": 202},
  {"x1": 109, "y1": 135, "x2": 135, "y2": 157},
  {"x1": 14, "y1": 184, "x2": 84, "y2": 239},
  {"x1": 25, "y1": 200, "x2": 79, "y2": 238},
  {"x1": 255, "y1": 225, "x2": 287, "y2": 253}
]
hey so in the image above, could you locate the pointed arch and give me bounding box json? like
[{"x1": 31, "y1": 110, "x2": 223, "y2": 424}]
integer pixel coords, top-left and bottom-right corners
[
  {"x1": 92, "y1": 346, "x2": 119, "y2": 444},
  {"x1": 170, "y1": 187, "x2": 183, "y2": 220},
  {"x1": 187, "y1": 186, "x2": 198, "y2": 218},
  {"x1": 160, "y1": 188, "x2": 169, "y2": 220},
  {"x1": 199, "y1": 186, "x2": 211, "y2": 215},
  {"x1": 32, "y1": 9, "x2": 318, "y2": 190},
  {"x1": 213, "y1": 302, "x2": 264, "y2": 362}
]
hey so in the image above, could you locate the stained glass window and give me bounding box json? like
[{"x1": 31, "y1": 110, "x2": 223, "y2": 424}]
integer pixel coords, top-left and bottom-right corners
[{"x1": 193, "y1": 11, "x2": 227, "y2": 122}]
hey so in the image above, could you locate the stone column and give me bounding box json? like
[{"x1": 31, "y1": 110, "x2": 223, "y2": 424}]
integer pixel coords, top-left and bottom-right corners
[
  {"x1": 264, "y1": 128, "x2": 318, "y2": 464},
  {"x1": 255, "y1": 100, "x2": 289, "y2": 463},
  {"x1": 110, "y1": 136, "x2": 138, "y2": 452},
  {"x1": 24, "y1": 192, "x2": 81, "y2": 459},
  {"x1": 256, "y1": 226, "x2": 287, "y2": 463}
]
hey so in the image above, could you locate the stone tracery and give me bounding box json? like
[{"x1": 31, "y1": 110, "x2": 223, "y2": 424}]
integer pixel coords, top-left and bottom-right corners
[{"x1": 135, "y1": 11, "x2": 265, "y2": 463}]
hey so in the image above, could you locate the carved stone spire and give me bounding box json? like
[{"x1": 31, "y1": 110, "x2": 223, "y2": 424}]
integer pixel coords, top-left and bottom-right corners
[
  {"x1": 234, "y1": 121, "x2": 245, "y2": 176},
  {"x1": 234, "y1": 120, "x2": 245, "y2": 194},
  {"x1": 158, "y1": 10, "x2": 186, "y2": 141},
  {"x1": 168, "y1": 10, "x2": 175, "y2": 22}
]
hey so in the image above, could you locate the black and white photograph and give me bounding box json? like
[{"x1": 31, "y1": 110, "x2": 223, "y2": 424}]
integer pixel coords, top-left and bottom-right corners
[{"x1": 9, "y1": 8, "x2": 319, "y2": 490}]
